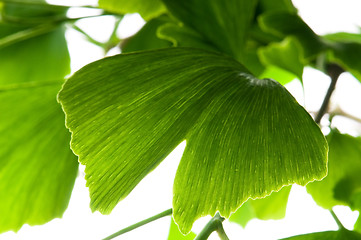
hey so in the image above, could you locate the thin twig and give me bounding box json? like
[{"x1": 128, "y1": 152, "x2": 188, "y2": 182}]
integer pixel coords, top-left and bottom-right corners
[
  {"x1": 314, "y1": 63, "x2": 344, "y2": 124},
  {"x1": 102, "y1": 208, "x2": 172, "y2": 240}
]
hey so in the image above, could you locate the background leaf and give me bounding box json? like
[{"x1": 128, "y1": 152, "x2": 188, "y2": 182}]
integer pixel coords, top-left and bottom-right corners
[
  {"x1": 259, "y1": 11, "x2": 326, "y2": 59},
  {"x1": 121, "y1": 15, "x2": 171, "y2": 53},
  {"x1": 0, "y1": 84, "x2": 78, "y2": 233},
  {"x1": 98, "y1": 0, "x2": 166, "y2": 20},
  {"x1": 281, "y1": 229, "x2": 361, "y2": 240},
  {"x1": 161, "y1": 0, "x2": 258, "y2": 63},
  {"x1": 168, "y1": 218, "x2": 196, "y2": 240},
  {"x1": 59, "y1": 47, "x2": 327, "y2": 234},
  {"x1": 230, "y1": 186, "x2": 291, "y2": 227},
  {"x1": 307, "y1": 130, "x2": 361, "y2": 209},
  {"x1": 258, "y1": 37, "x2": 304, "y2": 81},
  {"x1": 0, "y1": 4, "x2": 77, "y2": 232}
]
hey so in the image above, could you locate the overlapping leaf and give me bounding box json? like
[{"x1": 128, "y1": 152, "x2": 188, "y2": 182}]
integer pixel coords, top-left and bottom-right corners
[
  {"x1": 98, "y1": 0, "x2": 166, "y2": 20},
  {"x1": 281, "y1": 229, "x2": 361, "y2": 240},
  {"x1": 161, "y1": 0, "x2": 258, "y2": 62},
  {"x1": 0, "y1": 6, "x2": 77, "y2": 233},
  {"x1": 59, "y1": 47, "x2": 327, "y2": 233},
  {"x1": 121, "y1": 16, "x2": 171, "y2": 53},
  {"x1": 258, "y1": 37, "x2": 304, "y2": 81},
  {"x1": 230, "y1": 186, "x2": 291, "y2": 227},
  {"x1": 259, "y1": 12, "x2": 326, "y2": 59},
  {"x1": 324, "y1": 32, "x2": 361, "y2": 81},
  {"x1": 0, "y1": 83, "x2": 78, "y2": 233},
  {"x1": 168, "y1": 218, "x2": 196, "y2": 240},
  {"x1": 307, "y1": 130, "x2": 361, "y2": 209}
]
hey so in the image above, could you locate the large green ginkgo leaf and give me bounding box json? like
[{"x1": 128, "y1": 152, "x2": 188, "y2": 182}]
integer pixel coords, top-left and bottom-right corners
[{"x1": 59, "y1": 47, "x2": 327, "y2": 233}]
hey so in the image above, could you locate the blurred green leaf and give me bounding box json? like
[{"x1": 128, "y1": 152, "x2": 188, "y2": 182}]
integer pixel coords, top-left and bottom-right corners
[
  {"x1": 121, "y1": 15, "x2": 171, "y2": 53},
  {"x1": 0, "y1": 24, "x2": 70, "y2": 84},
  {"x1": 157, "y1": 22, "x2": 217, "y2": 52},
  {"x1": 230, "y1": 186, "x2": 291, "y2": 227},
  {"x1": 307, "y1": 130, "x2": 361, "y2": 209},
  {"x1": 0, "y1": 28, "x2": 75, "y2": 235},
  {"x1": 323, "y1": 31, "x2": 361, "y2": 81},
  {"x1": 327, "y1": 41, "x2": 361, "y2": 81},
  {"x1": 259, "y1": 12, "x2": 326, "y2": 59},
  {"x1": 0, "y1": 84, "x2": 78, "y2": 233},
  {"x1": 161, "y1": 0, "x2": 258, "y2": 62},
  {"x1": 59, "y1": 47, "x2": 327, "y2": 234},
  {"x1": 168, "y1": 218, "x2": 196, "y2": 240},
  {"x1": 0, "y1": 5, "x2": 77, "y2": 232},
  {"x1": 259, "y1": 66, "x2": 297, "y2": 86},
  {"x1": 98, "y1": 0, "x2": 166, "y2": 20},
  {"x1": 325, "y1": 31, "x2": 361, "y2": 44},
  {"x1": 281, "y1": 229, "x2": 361, "y2": 240},
  {"x1": 257, "y1": 0, "x2": 297, "y2": 13},
  {"x1": 259, "y1": 37, "x2": 304, "y2": 81}
]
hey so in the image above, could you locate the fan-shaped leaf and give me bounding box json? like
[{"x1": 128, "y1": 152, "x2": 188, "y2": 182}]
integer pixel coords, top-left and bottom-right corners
[
  {"x1": 58, "y1": 47, "x2": 327, "y2": 233},
  {"x1": 307, "y1": 130, "x2": 361, "y2": 209}
]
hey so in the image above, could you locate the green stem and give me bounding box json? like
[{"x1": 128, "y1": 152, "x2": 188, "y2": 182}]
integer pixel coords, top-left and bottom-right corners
[
  {"x1": 71, "y1": 25, "x2": 105, "y2": 48},
  {"x1": 330, "y1": 209, "x2": 345, "y2": 230},
  {"x1": 194, "y1": 213, "x2": 229, "y2": 240},
  {"x1": 0, "y1": 24, "x2": 57, "y2": 49},
  {"x1": 0, "y1": 0, "x2": 98, "y2": 8},
  {"x1": 102, "y1": 208, "x2": 173, "y2": 240}
]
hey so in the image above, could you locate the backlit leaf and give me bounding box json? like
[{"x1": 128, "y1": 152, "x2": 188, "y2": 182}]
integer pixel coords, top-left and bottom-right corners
[
  {"x1": 121, "y1": 15, "x2": 171, "y2": 53},
  {"x1": 98, "y1": 0, "x2": 166, "y2": 20},
  {"x1": 58, "y1": 47, "x2": 327, "y2": 233},
  {"x1": 307, "y1": 130, "x2": 361, "y2": 210},
  {"x1": 168, "y1": 217, "x2": 196, "y2": 240},
  {"x1": 0, "y1": 84, "x2": 78, "y2": 233},
  {"x1": 258, "y1": 37, "x2": 304, "y2": 81},
  {"x1": 161, "y1": 0, "x2": 258, "y2": 62},
  {"x1": 0, "y1": 11, "x2": 77, "y2": 232},
  {"x1": 281, "y1": 229, "x2": 361, "y2": 240},
  {"x1": 259, "y1": 12, "x2": 326, "y2": 59},
  {"x1": 230, "y1": 186, "x2": 291, "y2": 227}
]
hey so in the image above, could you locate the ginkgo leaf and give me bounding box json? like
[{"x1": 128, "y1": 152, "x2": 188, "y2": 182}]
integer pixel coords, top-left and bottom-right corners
[
  {"x1": 168, "y1": 217, "x2": 196, "y2": 240},
  {"x1": 161, "y1": 0, "x2": 258, "y2": 62},
  {"x1": 121, "y1": 16, "x2": 171, "y2": 53},
  {"x1": 0, "y1": 83, "x2": 78, "y2": 233},
  {"x1": 0, "y1": 8, "x2": 77, "y2": 232},
  {"x1": 281, "y1": 229, "x2": 361, "y2": 240},
  {"x1": 259, "y1": 11, "x2": 326, "y2": 59},
  {"x1": 307, "y1": 129, "x2": 361, "y2": 209},
  {"x1": 58, "y1": 47, "x2": 327, "y2": 234},
  {"x1": 157, "y1": 22, "x2": 217, "y2": 52},
  {"x1": 229, "y1": 186, "x2": 291, "y2": 227},
  {"x1": 98, "y1": 0, "x2": 166, "y2": 20},
  {"x1": 258, "y1": 37, "x2": 304, "y2": 81}
]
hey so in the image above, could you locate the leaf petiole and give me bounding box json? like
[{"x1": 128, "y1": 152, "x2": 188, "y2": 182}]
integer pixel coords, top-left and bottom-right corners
[
  {"x1": 194, "y1": 212, "x2": 229, "y2": 240},
  {"x1": 102, "y1": 208, "x2": 172, "y2": 240}
]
